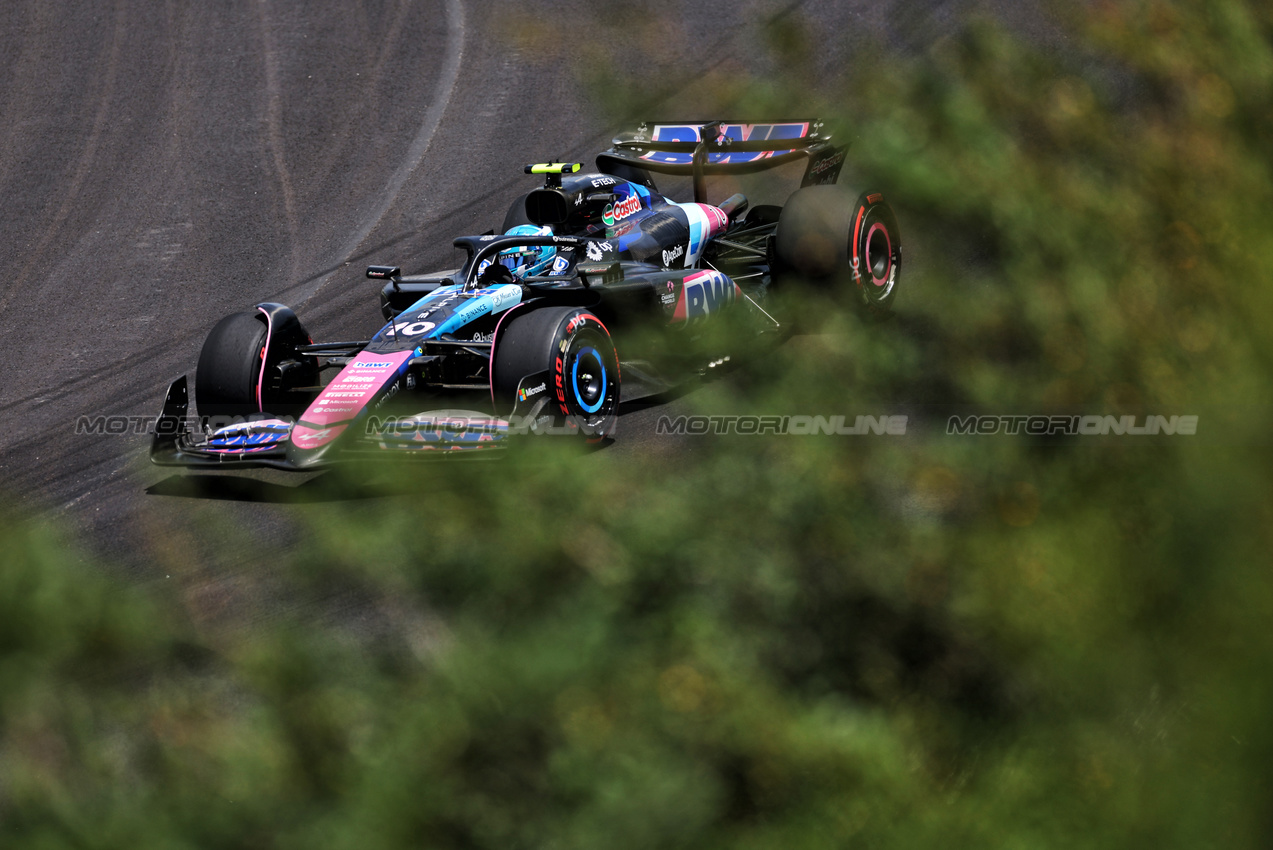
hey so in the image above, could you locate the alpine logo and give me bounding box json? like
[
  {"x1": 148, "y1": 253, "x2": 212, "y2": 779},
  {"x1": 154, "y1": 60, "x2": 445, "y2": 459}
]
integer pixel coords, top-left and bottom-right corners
[
  {"x1": 661, "y1": 244, "x2": 685, "y2": 266},
  {"x1": 291, "y1": 424, "x2": 346, "y2": 449},
  {"x1": 298, "y1": 428, "x2": 332, "y2": 444},
  {"x1": 602, "y1": 195, "x2": 642, "y2": 226}
]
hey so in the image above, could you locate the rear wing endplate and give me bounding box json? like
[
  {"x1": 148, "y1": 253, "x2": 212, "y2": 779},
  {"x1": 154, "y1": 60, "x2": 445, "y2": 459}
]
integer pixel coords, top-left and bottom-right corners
[{"x1": 597, "y1": 120, "x2": 847, "y2": 203}]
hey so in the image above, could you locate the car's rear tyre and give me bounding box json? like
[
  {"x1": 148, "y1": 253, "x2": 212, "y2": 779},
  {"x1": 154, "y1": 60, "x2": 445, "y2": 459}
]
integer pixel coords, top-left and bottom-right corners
[
  {"x1": 196, "y1": 310, "x2": 316, "y2": 422},
  {"x1": 492, "y1": 306, "x2": 620, "y2": 440},
  {"x1": 774, "y1": 185, "x2": 901, "y2": 316}
]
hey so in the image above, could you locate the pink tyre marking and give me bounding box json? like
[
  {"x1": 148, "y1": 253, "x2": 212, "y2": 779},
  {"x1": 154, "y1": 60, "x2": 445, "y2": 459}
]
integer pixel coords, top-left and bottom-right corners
[
  {"x1": 256, "y1": 307, "x2": 273, "y2": 411},
  {"x1": 866, "y1": 223, "x2": 891, "y2": 286}
]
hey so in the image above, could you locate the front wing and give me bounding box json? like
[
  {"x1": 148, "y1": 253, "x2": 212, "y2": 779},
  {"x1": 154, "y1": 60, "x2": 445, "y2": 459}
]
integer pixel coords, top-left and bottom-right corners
[{"x1": 149, "y1": 377, "x2": 516, "y2": 471}]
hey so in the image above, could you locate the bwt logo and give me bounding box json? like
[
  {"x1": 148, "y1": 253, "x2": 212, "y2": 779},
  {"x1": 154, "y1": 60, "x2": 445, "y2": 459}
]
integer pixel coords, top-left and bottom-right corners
[
  {"x1": 679, "y1": 272, "x2": 737, "y2": 320},
  {"x1": 209, "y1": 430, "x2": 283, "y2": 448}
]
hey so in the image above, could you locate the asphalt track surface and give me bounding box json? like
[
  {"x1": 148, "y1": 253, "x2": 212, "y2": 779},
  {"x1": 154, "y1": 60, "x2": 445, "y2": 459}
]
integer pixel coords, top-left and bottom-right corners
[{"x1": 0, "y1": 1, "x2": 1051, "y2": 591}]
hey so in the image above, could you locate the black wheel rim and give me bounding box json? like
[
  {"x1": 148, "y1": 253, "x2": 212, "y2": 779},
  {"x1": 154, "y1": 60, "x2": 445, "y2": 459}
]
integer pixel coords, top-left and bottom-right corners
[
  {"x1": 571, "y1": 346, "x2": 607, "y2": 414},
  {"x1": 861, "y1": 216, "x2": 896, "y2": 302}
]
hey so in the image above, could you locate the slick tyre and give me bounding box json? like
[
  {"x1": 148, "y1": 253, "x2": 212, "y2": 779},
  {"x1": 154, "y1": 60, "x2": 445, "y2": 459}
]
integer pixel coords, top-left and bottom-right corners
[
  {"x1": 196, "y1": 310, "x2": 315, "y2": 422},
  {"x1": 493, "y1": 306, "x2": 620, "y2": 440},
  {"x1": 196, "y1": 312, "x2": 268, "y2": 422},
  {"x1": 774, "y1": 185, "x2": 901, "y2": 316}
]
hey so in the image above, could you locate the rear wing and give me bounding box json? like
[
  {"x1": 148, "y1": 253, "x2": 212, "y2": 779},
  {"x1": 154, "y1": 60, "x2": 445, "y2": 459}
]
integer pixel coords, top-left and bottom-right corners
[{"x1": 597, "y1": 120, "x2": 846, "y2": 203}]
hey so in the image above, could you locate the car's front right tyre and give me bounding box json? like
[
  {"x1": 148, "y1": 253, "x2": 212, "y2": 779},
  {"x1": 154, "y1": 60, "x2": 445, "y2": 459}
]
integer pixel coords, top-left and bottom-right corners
[
  {"x1": 196, "y1": 312, "x2": 270, "y2": 422},
  {"x1": 196, "y1": 310, "x2": 316, "y2": 423},
  {"x1": 492, "y1": 306, "x2": 620, "y2": 440}
]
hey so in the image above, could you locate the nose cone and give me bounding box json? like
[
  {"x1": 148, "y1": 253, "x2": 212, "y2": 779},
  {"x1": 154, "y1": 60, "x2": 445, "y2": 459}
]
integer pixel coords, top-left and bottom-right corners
[{"x1": 284, "y1": 349, "x2": 414, "y2": 467}]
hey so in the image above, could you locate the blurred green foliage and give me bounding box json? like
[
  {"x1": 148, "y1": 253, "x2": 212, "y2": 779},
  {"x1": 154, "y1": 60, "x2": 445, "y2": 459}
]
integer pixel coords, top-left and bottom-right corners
[{"x1": 5, "y1": 1, "x2": 1273, "y2": 846}]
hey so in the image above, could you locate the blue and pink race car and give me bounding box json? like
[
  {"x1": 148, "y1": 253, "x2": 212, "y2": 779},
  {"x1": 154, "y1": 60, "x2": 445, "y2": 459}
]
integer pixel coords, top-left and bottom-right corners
[{"x1": 151, "y1": 120, "x2": 900, "y2": 468}]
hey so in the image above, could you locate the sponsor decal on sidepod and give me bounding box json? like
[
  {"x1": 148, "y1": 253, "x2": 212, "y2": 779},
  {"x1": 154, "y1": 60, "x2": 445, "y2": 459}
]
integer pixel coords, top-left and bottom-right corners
[
  {"x1": 602, "y1": 195, "x2": 642, "y2": 226},
  {"x1": 671, "y1": 270, "x2": 739, "y2": 323}
]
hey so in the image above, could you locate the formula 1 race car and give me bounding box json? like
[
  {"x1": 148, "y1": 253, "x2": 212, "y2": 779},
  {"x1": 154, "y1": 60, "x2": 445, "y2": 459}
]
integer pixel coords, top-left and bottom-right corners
[{"x1": 151, "y1": 120, "x2": 900, "y2": 469}]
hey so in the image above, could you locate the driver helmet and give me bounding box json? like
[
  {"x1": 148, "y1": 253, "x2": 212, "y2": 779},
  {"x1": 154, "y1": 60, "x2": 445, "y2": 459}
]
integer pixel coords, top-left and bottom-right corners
[{"x1": 497, "y1": 224, "x2": 556, "y2": 276}]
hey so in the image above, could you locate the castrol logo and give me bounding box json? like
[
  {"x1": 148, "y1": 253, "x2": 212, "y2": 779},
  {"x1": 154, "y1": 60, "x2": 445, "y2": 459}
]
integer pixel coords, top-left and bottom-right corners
[{"x1": 603, "y1": 195, "x2": 642, "y2": 226}]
